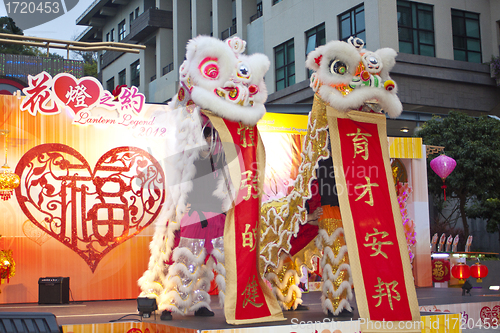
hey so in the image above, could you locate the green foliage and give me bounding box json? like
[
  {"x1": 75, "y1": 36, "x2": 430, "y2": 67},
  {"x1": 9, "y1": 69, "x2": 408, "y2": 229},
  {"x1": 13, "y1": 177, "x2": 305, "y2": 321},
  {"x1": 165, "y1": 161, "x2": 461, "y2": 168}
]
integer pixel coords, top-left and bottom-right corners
[
  {"x1": 0, "y1": 16, "x2": 38, "y2": 56},
  {"x1": 83, "y1": 61, "x2": 98, "y2": 78},
  {"x1": 468, "y1": 198, "x2": 500, "y2": 236},
  {"x1": 417, "y1": 111, "x2": 500, "y2": 238}
]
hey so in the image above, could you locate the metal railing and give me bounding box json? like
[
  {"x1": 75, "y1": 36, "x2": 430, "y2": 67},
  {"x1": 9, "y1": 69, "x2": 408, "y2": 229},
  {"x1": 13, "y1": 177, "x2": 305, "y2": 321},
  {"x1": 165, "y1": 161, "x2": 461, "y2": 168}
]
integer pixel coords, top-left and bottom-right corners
[
  {"x1": 221, "y1": 24, "x2": 237, "y2": 40},
  {"x1": 162, "y1": 62, "x2": 174, "y2": 75},
  {"x1": 0, "y1": 33, "x2": 145, "y2": 60},
  {"x1": 250, "y1": 10, "x2": 263, "y2": 22}
]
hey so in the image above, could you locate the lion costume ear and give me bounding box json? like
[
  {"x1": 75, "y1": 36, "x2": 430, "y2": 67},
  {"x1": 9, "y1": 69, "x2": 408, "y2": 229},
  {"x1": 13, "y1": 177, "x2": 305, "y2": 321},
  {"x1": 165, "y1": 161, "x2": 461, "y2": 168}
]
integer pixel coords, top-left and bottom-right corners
[
  {"x1": 305, "y1": 46, "x2": 324, "y2": 72},
  {"x1": 375, "y1": 48, "x2": 398, "y2": 73}
]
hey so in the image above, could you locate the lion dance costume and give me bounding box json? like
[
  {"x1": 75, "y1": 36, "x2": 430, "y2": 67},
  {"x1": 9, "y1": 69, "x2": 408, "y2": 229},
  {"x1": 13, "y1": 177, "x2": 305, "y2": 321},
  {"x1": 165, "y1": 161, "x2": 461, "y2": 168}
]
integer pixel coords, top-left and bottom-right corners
[
  {"x1": 138, "y1": 35, "x2": 283, "y2": 324},
  {"x1": 260, "y1": 36, "x2": 403, "y2": 316}
]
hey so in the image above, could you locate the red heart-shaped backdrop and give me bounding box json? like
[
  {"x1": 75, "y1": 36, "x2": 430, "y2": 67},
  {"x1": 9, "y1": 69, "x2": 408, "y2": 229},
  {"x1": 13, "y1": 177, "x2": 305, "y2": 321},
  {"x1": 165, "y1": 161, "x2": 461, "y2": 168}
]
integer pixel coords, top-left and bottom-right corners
[
  {"x1": 480, "y1": 305, "x2": 500, "y2": 325},
  {"x1": 15, "y1": 144, "x2": 165, "y2": 272},
  {"x1": 53, "y1": 74, "x2": 102, "y2": 114}
]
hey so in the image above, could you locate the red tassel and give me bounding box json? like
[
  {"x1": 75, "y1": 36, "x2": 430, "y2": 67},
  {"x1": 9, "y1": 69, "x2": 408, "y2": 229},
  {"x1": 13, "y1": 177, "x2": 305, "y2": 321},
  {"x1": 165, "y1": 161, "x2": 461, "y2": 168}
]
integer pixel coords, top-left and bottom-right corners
[{"x1": 441, "y1": 183, "x2": 447, "y2": 201}]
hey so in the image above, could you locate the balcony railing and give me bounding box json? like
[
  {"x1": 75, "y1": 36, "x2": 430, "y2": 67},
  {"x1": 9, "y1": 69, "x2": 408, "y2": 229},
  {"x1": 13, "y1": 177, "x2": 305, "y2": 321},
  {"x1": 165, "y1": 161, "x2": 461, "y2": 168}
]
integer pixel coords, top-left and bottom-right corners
[
  {"x1": 250, "y1": 10, "x2": 263, "y2": 23},
  {"x1": 162, "y1": 62, "x2": 174, "y2": 75},
  {"x1": 126, "y1": 8, "x2": 173, "y2": 42},
  {"x1": 221, "y1": 24, "x2": 237, "y2": 40}
]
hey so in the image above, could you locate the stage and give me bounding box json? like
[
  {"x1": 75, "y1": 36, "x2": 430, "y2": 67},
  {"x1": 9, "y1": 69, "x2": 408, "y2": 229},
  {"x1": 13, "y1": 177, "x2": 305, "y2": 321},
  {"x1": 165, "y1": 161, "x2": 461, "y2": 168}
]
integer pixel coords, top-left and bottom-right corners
[{"x1": 1, "y1": 287, "x2": 498, "y2": 332}]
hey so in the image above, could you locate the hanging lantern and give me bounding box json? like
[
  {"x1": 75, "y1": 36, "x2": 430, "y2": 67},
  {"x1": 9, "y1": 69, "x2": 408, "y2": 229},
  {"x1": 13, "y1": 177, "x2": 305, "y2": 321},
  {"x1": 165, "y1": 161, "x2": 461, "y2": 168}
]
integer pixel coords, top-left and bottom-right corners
[
  {"x1": 0, "y1": 169, "x2": 20, "y2": 200},
  {"x1": 430, "y1": 154, "x2": 456, "y2": 201},
  {"x1": 0, "y1": 130, "x2": 20, "y2": 201},
  {"x1": 470, "y1": 262, "x2": 488, "y2": 283},
  {"x1": 451, "y1": 262, "x2": 470, "y2": 284}
]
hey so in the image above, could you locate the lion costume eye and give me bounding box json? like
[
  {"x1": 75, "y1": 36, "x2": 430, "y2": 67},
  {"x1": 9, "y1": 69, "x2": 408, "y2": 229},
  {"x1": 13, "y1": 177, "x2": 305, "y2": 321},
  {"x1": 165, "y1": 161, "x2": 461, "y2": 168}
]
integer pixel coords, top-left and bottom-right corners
[
  {"x1": 199, "y1": 57, "x2": 220, "y2": 79},
  {"x1": 237, "y1": 63, "x2": 251, "y2": 79},
  {"x1": 329, "y1": 59, "x2": 348, "y2": 75}
]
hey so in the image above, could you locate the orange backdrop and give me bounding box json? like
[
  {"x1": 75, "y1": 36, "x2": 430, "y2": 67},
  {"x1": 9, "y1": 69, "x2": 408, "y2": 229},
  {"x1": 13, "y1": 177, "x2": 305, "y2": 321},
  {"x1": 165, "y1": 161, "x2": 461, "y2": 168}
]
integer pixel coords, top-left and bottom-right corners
[
  {"x1": 0, "y1": 92, "x2": 306, "y2": 304},
  {"x1": 0, "y1": 94, "x2": 165, "y2": 303}
]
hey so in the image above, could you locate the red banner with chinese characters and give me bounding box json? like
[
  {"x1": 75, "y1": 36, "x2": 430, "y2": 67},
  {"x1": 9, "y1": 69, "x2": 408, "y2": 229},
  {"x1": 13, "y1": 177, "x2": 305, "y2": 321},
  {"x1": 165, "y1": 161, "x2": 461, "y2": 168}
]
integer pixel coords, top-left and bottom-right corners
[
  {"x1": 432, "y1": 259, "x2": 450, "y2": 282},
  {"x1": 327, "y1": 105, "x2": 420, "y2": 332},
  {"x1": 203, "y1": 112, "x2": 283, "y2": 325}
]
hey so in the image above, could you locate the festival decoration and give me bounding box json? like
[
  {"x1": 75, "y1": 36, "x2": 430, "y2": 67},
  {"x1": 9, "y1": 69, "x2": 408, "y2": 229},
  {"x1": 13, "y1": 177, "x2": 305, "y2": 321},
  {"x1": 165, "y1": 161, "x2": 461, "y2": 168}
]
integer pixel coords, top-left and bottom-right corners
[
  {"x1": 431, "y1": 233, "x2": 438, "y2": 252},
  {"x1": 480, "y1": 305, "x2": 500, "y2": 325},
  {"x1": 20, "y1": 71, "x2": 145, "y2": 117},
  {"x1": 452, "y1": 235, "x2": 459, "y2": 252},
  {"x1": 430, "y1": 154, "x2": 456, "y2": 201},
  {"x1": 0, "y1": 250, "x2": 14, "y2": 284},
  {"x1": 138, "y1": 36, "x2": 283, "y2": 324},
  {"x1": 0, "y1": 130, "x2": 20, "y2": 201},
  {"x1": 438, "y1": 233, "x2": 446, "y2": 252},
  {"x1": 470, "y1": 260, "x2": 489, "y2": 283},
  {"x1": 451, "y1": 262, "x2": 470, "y2": 284},
  {"x1": 397, "y1": 182, "x2": 416, "y2": 263},
  {"x1": 431, "y1": 259, "x2": 450, "y2": 283},
  {"x1": 445, "y1": 235, "x2": 453, "y2": 252},
  {"x1": 260, "y1": 36, "x2": 420, "y2": 331},
  {"x1": 0, "y1": 236, "x2": 15, "y2": 290},
  {"x1": 465, "y1": 235, "x2": 473, "y2": 252},
  {"x1": 15, "y1": 144, "x2": 165, "y2": 272}
]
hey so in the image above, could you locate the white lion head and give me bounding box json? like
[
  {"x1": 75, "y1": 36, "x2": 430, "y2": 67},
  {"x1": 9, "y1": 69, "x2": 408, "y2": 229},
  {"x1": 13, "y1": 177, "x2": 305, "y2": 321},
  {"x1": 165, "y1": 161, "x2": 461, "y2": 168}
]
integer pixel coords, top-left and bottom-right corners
[
  {"x1": 305, "y1": 37, "x2": 402, "y2": 118},
  {"x1": 173, "y1": 35, "x2": 270, "y2": 126}
]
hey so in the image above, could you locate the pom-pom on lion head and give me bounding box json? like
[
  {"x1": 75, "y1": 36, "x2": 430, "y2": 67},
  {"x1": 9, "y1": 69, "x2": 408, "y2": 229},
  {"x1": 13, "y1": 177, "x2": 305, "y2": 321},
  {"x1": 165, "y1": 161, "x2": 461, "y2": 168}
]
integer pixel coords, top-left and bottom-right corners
[
  {"x1": 173, "y1": 35, "x2": 270, "y2": 126},
  {"x1": 305, "y1": 37, "x2": 402, "y2": 118}
]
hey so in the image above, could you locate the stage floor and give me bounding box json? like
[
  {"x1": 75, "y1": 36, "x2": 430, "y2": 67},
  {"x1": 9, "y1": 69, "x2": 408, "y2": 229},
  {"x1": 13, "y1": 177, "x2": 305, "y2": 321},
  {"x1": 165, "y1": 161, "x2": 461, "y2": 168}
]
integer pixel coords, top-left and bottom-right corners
[{"x1": 0, "y1": 286, "x2": 499, "y2": 329}]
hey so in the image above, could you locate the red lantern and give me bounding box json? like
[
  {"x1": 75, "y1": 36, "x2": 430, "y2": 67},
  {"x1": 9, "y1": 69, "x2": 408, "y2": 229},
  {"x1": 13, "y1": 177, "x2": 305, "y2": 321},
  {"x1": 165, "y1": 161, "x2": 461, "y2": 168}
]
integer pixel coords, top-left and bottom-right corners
[
  {"x1": 470, "y1": 262, "x2": 488, "y2": 283},
  {"x1": 451, "y1": 263, "x2": 470, "y2": 284},
  {"x1": 430, "y1": 154, "x2": 456, "y2": 201}
]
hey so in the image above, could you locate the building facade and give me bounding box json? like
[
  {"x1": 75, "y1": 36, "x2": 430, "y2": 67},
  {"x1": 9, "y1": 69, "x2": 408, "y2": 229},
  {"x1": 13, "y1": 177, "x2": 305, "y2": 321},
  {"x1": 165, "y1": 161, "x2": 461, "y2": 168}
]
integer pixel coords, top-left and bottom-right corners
[{"x1": 76, "y1": 0, "x2": 500, "y2": 136}]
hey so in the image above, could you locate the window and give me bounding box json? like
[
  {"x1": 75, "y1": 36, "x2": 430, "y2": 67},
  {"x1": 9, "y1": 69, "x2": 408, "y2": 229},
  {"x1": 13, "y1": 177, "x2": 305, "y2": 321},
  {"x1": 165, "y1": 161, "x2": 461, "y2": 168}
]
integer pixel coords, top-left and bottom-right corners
[
  {"x1": 274, "y1": 39, "x2": 295, "y2": 91},
  {"x1": 130, "y1": 12, "x2": 134, "y2": 30},
  {"x1": 397, "y1": 0, "x2": 435, "y2": 57},
  {"x1": 135, "y1": 7, "x2": 139, "y2": 18},
  {"x1": 118, "y1": 20, "x2": 126, "y2": 41},
  {"x1": 339, "y1": 4, "x2": 365, "y2": 42},
  {"x1": 452, "y1": 9, "x2": 481, "y2": 63},
  {"x1": 106, "y1": 77, "x2": 115, "y2": 92},
  {"x1": 110, "y1": 28, "x2": 115, "y2": 42},
  {"x1": 106, "y1": 32, "x2": 110, "y2": 42},
  {"x1": 306, "y1": 23, "x2": 325, "y2": 77},
  {"x1": 131, "y1": 60, "x2": 140, "y2": 87},
  {"x1": 119, "y1": 69, "x2": 126, "y2": 86},
  {"x1": 273, "y1": 0, "x2": 283, "y2": 4}
]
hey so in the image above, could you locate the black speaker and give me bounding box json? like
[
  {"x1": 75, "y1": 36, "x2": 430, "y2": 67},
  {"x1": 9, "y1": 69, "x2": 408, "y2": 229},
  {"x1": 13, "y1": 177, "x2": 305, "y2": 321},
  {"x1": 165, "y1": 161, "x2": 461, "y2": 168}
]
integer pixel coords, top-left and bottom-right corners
[
  {"x1": 0, "y1": 312, "x2": 62, "y2": 333},
  {"x1": 38, "y1": 277, "x2": 69, "y2": 304},
  {"x1": 137, "y1": 297, "x2": 157, "y2": 318}
]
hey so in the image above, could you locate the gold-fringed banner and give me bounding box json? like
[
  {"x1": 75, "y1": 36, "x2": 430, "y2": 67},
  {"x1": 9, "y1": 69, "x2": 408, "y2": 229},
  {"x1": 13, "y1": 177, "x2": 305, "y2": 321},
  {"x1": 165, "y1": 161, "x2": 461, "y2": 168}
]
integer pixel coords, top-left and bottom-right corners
[
  {"x1": 203, "y1": 111, "x2": 284, "y2": 325},
  {"x1": 326, "y1": 105, "x2": 420, "y2": 332}
]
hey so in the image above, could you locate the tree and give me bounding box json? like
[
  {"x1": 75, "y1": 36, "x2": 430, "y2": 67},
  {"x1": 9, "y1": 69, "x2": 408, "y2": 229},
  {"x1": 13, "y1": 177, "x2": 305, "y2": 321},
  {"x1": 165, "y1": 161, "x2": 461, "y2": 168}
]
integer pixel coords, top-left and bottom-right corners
[
  {"x1": 417, "y1": 111, "x2": 500, "y2": 238},
  {"x1": 0, "y1": 16, "x2": 39, "y2": 56},
  {"x1": 71, "y1": 50, "x2": 98, "y2": 78}
]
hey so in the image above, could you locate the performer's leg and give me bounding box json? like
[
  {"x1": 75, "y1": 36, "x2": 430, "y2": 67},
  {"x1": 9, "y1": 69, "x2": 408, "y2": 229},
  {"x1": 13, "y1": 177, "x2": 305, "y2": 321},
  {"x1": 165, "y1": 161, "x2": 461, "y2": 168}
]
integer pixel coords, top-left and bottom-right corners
[
  {"x1": 316, "y1": 205, "x2": 353, "y2": 316},
  {"x1": 264, "y1": 254, "x2": 303, "y2": 310},
  {"x1": 158, "y1": 237, "x2": 208, "y2": 317}
]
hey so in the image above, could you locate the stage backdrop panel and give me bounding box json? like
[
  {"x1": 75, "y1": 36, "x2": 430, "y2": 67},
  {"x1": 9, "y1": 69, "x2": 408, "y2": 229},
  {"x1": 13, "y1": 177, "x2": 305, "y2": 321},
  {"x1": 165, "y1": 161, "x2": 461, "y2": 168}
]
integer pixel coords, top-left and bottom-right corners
[{"x1": 0, "y1": 74, "x2": 169, "y2": 303}]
